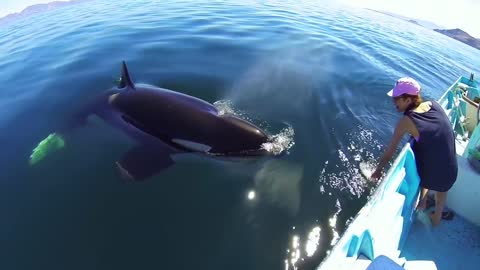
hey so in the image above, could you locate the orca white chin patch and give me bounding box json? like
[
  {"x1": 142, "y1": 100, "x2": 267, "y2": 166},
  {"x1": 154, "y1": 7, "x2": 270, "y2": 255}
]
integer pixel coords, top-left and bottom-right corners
[{"x1": 172, "y1": 138, "x2": 212, "y2": 152}]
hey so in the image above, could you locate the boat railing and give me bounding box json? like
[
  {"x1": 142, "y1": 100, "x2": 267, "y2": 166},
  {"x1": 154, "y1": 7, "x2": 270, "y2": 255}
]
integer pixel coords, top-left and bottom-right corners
[
  {"x1": 317, "y1": 142, "x2": 421, "y2": 270},
  {"x1": 438, "y1": 76, "x2": 480, "y2": 141}
]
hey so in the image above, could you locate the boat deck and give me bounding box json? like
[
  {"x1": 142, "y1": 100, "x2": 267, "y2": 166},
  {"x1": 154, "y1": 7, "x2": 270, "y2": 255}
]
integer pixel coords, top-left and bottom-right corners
[{"x1": 401, "y1": 210, "x2": 480, "y2": 270}]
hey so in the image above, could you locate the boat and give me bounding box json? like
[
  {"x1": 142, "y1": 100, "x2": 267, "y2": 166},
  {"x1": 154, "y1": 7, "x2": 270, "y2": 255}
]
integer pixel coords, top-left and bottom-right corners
[{"x1": 317, "y1": 74, "x2": 480, "y2": 270}]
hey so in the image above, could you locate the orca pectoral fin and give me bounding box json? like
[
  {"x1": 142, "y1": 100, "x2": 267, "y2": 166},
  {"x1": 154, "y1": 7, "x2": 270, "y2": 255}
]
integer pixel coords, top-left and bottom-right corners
[{"x1": 116, "y1": 145, "x2": 174, "y2": 182}]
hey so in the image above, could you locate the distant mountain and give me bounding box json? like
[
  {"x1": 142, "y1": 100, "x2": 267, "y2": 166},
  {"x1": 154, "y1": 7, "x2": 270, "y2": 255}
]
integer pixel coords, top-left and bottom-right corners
[
  {"x1": 366, "y1": 9, "x2": 445, "y2": 30},
  {"x1": 0, "y1": 0, "x2": 91, "y2": 25},
  {"x1": 434, "y1": 28, "x2": 480, "y2": 50},
  {"x1": 366, "y1": 8, "x2": 480, "y2": 50},
  {"x1": 408, "y1": 20, "x2": 420, "y2": 26}
]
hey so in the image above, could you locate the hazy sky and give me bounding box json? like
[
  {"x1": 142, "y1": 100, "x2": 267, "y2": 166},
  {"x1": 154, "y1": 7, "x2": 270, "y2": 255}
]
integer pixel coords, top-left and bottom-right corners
[
  {"x1": 1, "y1": 0, "x2": 479, "y2": 37},
  {"x1": 0, "y1": 0, "x2": 54, "y2": 17},
  {"x1": 341, "y1": 0, "x2": 480, "y2": 38}
]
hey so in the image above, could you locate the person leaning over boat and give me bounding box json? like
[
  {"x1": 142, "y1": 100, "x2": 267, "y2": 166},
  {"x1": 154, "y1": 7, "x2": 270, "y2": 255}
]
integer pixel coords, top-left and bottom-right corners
[{"x1": 371, "y1": 77, "x2": 458, "y2": 226}]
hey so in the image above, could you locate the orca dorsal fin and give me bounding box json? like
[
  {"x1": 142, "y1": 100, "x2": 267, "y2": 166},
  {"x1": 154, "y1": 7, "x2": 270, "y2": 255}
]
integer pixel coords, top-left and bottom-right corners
[{"x1": 119, "y1": 61, "x2": 135, "y2": 89}]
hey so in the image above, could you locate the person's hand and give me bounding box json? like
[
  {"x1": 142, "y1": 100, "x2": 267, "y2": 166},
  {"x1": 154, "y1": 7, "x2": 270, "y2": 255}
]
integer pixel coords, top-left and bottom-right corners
[{"x1": 370, "y1": 168, "x2": 383, "y2": 181}]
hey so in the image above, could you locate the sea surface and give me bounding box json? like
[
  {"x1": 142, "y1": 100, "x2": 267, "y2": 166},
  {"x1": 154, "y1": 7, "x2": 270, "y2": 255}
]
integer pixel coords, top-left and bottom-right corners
[{"x1": 0, "y1": 0, "x2": 479, "y2": 269}]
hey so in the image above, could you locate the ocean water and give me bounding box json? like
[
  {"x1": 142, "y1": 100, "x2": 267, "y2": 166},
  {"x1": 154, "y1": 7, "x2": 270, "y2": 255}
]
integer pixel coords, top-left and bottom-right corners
[{"x1": 0, "y1": 0, "x2": 479, "y2": 269}]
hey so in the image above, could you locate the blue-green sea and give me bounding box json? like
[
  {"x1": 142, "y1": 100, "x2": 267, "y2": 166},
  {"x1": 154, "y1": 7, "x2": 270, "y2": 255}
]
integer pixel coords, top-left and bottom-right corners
[{"x1": 1, "y1": 0, "x2": 479, "y2": 269}]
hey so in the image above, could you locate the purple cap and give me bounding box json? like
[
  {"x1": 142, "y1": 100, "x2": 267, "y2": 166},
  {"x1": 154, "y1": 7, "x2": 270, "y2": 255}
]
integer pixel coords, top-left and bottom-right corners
[{"x1": 387, "y1": 77, "x2": 421, "y2": 97}]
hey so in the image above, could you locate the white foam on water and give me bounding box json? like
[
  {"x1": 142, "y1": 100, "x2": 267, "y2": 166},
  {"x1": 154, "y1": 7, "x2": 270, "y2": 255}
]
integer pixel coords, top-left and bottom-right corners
[
  {"x1": 319, "y1": 125, "x2": 383, "y2": 198},
  {"x1": 213, "y1": 99, "x2": 237, "y2": 116},
  {"x1": 359, "y1": 160, "x2": 377, "y2": 180},
  {"x1": 261, "y1": 125, "x2": 295, "y2": 155},
  {"x1": 213, "y1": 99, "x2": 295, "y2": 155},
  {"x1": 214, "y1": 99, "x2": 268, "y2": 127}
]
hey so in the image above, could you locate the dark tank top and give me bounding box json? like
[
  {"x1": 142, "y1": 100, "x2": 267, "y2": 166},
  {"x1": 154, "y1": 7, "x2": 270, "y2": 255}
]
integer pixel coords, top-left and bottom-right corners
[{"x1": 405, "y1": 101, "x2": 458, "y2": 191}]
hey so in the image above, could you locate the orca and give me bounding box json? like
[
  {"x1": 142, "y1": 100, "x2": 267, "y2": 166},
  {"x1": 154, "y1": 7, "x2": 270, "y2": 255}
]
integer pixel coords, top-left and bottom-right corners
[{"x1": 34, "y1": 61, "x2": 272, "y2": 181}]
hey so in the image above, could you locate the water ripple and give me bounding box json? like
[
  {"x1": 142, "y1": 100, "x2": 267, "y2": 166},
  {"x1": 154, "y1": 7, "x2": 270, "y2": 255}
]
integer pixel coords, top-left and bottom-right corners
[{"x1": 1, "y1": 1, "x2": 480, "y2": 270}]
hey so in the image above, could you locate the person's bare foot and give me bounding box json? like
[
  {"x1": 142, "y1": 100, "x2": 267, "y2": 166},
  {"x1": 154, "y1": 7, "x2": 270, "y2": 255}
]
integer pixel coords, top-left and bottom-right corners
[{"x1": 430, "y1": 212, "x2": 441, "y2": 226}]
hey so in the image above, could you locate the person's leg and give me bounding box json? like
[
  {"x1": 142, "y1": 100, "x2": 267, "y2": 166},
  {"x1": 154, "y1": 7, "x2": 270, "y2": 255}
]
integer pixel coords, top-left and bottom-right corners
[
  {"x1": 416, "y1": 187, "x2": 429, "y2": 210},
  {"x1": 430, "y1": 191, "x2": 447, "y2": 226}
]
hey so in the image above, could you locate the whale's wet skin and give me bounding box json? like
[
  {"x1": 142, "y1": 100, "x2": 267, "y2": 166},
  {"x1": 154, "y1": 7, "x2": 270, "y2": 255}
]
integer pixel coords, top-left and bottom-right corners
[
  {"x1": 51, "y1": 62, "x2": 291, "y2": 181},
  {"x1": 1, "y1": 0, "x2": 479, "y2": 269}
]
